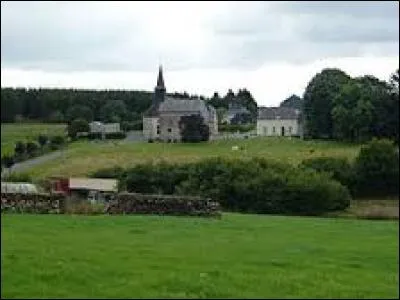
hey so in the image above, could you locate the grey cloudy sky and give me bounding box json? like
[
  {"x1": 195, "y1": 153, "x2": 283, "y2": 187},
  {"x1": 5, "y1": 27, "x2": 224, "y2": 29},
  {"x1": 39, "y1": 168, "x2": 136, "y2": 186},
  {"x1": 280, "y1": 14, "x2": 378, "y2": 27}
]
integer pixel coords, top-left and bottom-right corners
[{"x1": 1, "y1": 1, "x2": 399, "y2": 106}]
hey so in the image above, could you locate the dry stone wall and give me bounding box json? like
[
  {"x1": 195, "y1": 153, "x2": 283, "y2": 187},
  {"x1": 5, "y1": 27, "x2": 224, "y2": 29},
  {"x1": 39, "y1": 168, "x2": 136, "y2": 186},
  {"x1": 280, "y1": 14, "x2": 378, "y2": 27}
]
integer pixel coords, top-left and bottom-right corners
[
  {"x1": 106, "y1": 193, "x2": 221, "y2": 217},
  {"x1": 1, "y1": 193, "x2": 66, "y2": 214}
]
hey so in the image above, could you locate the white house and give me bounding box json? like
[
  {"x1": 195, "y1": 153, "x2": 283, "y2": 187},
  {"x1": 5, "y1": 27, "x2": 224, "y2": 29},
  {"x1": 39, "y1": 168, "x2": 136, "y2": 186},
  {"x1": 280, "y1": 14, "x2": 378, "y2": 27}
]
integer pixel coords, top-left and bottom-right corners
[
  {"x1": 257, "y1": 107, "x2": 303, "y2": 137},
  {"x1": 89, "y1": 121, "x2": 120, "y2": 134}
]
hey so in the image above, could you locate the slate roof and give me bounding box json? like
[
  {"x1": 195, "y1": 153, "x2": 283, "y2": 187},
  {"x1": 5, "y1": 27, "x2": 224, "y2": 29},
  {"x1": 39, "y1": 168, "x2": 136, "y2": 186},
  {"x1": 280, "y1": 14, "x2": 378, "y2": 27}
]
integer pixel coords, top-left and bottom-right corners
[
  {"x1": 159, "y1": 97, "x2": 209, "y2": 113},
  {"x1": 258, "y1": 107, "x2": 300, "y2": 120}
]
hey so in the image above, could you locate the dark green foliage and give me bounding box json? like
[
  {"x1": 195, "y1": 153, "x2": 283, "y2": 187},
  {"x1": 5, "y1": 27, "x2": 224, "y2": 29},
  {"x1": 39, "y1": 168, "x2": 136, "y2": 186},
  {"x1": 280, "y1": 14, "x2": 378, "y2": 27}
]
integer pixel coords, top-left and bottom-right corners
[
  {"x1": 300, "y1": 157, "x2": 355, "y2": 193},
  {"x1": 280, "y1": 94, "x2": 303, "y2": 110},
  {"x1": 179, "y1": 115, "x2": 210, "y2": 142},
  {"x1": 99, "y1": 100, "x2": 128, "y2": 123},
  {"x1": 14, "y1": 141, "x2": 26, "y2": 157},
  {"x1": 26, "y1": 142, "x2": 39, "y2": 157},
  {"x1": 66, "y1": 105, "x2": 94, "y2": 123},
  {"x1": 303, "y1": 68, "x2": 351, "y2": 139},
  {"x1": 354, "y1": 139, "x2": 399, "y2": 197},
  {"x1": 1, "y1": 87, "x2": 152, "y2": 124},
  {"x1": 94, "y1": 158, "x2": 351, "y2": 216},
  {"x1": 121, "y1": 121, "x2": 143, "y2": 131},
  {"x1": 88, "y1": 132, "x2": 103, "y2": 140},
  {"x1": 67, "y1": 119, "x2": 90, "y2": 139},
  {"x1": 219, "y1": 124, "x2": 255, "y2": 133},
  {"x1": 49, "y1": 135, "x2": 66, "y2": 150},
  {"x1": 37, "y1": 135, "x2": 48, "y2": 147},
  {"x1": 2, "y1": 155, "x2": 15, "y2": 169}
]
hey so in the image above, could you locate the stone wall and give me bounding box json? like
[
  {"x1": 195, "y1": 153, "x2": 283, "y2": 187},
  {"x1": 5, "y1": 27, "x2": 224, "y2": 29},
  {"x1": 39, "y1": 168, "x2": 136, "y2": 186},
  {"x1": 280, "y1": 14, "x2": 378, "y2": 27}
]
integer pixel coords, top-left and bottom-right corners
[
  {"x1": 106, "y1": 193, "x2": 221, "y2": 217},
  {"x1": 1, "y1": 193, "x2": 66, "y2": 214}
]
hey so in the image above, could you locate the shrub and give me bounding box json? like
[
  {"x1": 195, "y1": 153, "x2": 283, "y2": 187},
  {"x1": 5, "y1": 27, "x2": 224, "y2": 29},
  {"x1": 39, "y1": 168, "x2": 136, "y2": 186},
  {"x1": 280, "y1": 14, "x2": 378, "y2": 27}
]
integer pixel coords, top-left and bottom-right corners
[
  {"x1": 219, "y1": 124, "x2": 256, "y2": 133},
  {"x1": 68, "y1": 119, "x2": 90, "y2": 139},
  {"x1": 121, "y1": 121, "x2": 143, "y2": 132},
  {"x1": 26, "y1": 141, "x2": 39, "y2": 157},
  {"x1": 37, "y1": 135, "x2": 48, "y2": 147},
  {"x1": 88, "y1": 132, "x2": 103, "y2": 140},
  {"x1": 300, "y1": 156, "x2": 355, "y2": 193},
  {"x1": 354, "y1": 139, "x2": 399, "y2": 197},
  {"x1": 105, "y1": 131, "x2": 127, "y2": 139},
  {"x1": 14, "y1": 141, "x2": 26, "y2": 157},
  {"x1": 2, "y1": 155, "x2": 15, "y2": 169},
  {"x1": 99, "y1": 157, "x2": 351, "y2": 216},
  {"x1": 49, "y1": 135, "x2": 66, "y2": 150}
]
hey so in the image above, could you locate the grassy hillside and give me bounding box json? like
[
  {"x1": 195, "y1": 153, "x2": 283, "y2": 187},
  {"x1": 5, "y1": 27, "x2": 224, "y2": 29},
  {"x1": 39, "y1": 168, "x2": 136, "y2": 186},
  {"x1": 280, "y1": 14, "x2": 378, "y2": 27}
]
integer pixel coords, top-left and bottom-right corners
[
  {"x1": 1, "y1": 213, "x2": 398, "y2": 298},
  {"x1": 1, "y1": 123, "x2": 67, "y2": 156},
  {"x1": 25, "y1": 137, "x2": 361, "y2": 179}
]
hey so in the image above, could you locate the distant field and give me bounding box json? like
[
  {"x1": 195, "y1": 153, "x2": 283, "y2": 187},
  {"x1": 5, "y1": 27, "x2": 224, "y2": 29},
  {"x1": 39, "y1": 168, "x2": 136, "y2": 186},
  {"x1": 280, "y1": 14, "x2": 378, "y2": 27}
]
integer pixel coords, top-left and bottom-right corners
[
  {"x1": 1, "y1": 213, "x2": 398, "y2": 298},
  {"x1": 1, "y1": 123, "x2": 67, "y2": 156},
  {"x1": 23, "y1": 137, "x2": 362, "y2": 179}
]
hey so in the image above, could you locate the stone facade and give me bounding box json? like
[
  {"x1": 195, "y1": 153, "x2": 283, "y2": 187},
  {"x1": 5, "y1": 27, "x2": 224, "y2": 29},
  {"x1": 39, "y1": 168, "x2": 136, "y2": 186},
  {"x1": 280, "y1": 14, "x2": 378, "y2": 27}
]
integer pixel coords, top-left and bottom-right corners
[{"x1": 143, "y1": 66, "x2": 218, "y2": 142}]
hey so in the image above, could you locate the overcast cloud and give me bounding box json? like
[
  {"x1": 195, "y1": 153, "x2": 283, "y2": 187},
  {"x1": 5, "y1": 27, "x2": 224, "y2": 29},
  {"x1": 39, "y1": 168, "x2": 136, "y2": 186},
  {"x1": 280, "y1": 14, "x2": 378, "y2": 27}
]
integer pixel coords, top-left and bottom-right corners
[{"x1": 1, "y1": 1, "x2": 399, "y2": 106}]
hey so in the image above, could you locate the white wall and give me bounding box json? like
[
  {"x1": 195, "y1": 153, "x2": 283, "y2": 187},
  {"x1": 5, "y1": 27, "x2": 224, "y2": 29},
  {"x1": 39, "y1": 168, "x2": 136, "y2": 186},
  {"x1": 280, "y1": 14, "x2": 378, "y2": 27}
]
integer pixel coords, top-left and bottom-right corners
[
  {"x1": 143, "y1": 117, "x2": 159, "y2": 140},
  {"x1": 257, "y1": 119, "x2": 299, "y2": 136}
]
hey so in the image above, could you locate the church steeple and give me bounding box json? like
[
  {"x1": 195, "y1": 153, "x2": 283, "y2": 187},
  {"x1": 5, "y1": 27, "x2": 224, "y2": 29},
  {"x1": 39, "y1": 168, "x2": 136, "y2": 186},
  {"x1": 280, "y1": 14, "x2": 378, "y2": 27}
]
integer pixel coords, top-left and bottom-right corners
[
  {"x1": 156, "y1": 65, "x2": 165, "y2": 89},
  {"x1": 153, "y1": 65, "x2": 166, "y2": 105}
]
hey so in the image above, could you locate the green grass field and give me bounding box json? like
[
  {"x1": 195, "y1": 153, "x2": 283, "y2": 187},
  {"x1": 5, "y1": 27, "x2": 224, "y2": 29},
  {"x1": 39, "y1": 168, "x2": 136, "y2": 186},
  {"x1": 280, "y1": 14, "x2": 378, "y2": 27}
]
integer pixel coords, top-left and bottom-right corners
[
  {"x1": 25, "y1": 137, "x2": 361, "y2": 179},
  {"x1": 1, "y1": 123, "x2": 67, "y2": 156},
  {"x1": 1, "y1": 214, "x2": 398, "y2": 298}
]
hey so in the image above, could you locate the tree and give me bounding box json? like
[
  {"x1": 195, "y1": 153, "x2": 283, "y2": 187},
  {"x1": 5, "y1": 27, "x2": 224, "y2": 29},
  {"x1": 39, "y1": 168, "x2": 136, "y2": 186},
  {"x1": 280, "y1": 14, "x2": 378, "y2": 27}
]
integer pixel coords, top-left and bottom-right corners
[
  {"x1": 14, "y1": 141, "x2": 26, "y2": 158},
  {"x1": 66, "y1": 104, "x2": 94, "y2": 123},
  {"x1": 280, "y1": 95, "x2": 303, "y2": 110},
  {"x1": 67, "y1": 119, "x2": 90, "y2": 139},
  {"x1": 236, "y1": 88, "x2": 258, "y2": 122},
  {"x1": 2, "y1": 155, "x2": 15, "y2": 171},
  {"x1": 99, "y1": 100, "x2": 128, "y2": 123},
  {"x1": 37, "y1": 135, "x2": 48, "y2": 148},
  {"x1": 303, "y1": 68, "x2": 351, "y2": 139},
  {"x1": 26, "y1": 142, "x2": 39, "y2": 157},
  {"x1": 179, "y1": 115, "x2": 210, "y2": 142}
]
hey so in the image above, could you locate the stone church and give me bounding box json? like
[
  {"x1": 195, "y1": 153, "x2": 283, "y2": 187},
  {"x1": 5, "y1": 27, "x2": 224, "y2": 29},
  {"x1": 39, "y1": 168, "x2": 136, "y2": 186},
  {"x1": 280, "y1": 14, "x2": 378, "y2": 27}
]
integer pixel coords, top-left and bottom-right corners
[{"x1": 143, "y1": 66, "x2": 218, "y2": 142}]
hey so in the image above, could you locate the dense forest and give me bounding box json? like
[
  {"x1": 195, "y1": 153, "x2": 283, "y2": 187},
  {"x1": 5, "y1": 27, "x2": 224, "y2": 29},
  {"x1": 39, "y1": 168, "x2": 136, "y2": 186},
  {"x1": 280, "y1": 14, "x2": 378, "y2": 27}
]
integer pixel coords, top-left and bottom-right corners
[{"x1": 0, "y1": 87, "x2": 258, "y2": 124}]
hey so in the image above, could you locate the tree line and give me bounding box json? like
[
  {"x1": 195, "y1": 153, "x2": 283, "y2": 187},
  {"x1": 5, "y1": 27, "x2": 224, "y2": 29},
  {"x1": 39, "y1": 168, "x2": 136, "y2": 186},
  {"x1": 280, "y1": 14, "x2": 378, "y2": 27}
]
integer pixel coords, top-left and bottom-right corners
[
  {"x1": 1, "y1": 87, "x2": 258, "y2": 125},
  {"x1": 303, "y1": 69, "x2": 399, "y2": 143}
]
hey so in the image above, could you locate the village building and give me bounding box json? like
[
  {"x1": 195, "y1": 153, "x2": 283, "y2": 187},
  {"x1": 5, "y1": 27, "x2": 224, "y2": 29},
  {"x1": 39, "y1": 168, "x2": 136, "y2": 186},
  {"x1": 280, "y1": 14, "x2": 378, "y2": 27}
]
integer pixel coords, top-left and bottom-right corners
[
  {"x1": 89, "y1": 121, "x2": 120, "y2": 134},
  {"x1": 222, "y1": 102, "x2": 252, "y2": 124},
  {"x1": 257, "y1": 107, "x2": 303, "y2": 137},
  {"x1": 143, "y1": 66, "x2": 218, "y2": 142}
]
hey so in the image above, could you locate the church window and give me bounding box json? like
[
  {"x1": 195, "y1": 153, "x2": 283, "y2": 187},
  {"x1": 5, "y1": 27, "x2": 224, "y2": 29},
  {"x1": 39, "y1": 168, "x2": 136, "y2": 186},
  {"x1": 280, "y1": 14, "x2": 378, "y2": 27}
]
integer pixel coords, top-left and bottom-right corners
[{"x1": 156, "y1": 125, "x2": 160, "y2": 135}]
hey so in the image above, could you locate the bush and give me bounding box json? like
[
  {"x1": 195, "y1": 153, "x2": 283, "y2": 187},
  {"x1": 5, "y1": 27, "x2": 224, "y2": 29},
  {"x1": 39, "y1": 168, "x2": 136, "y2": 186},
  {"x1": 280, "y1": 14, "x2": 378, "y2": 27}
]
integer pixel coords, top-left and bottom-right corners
[
  {"x1": 300, "y1": 156, "x2": 355, "y2": 193},
  {"x1": 26, "y1": 141, "x2": 39, "y2": 157},
  {"x1": 88, "y1": 132, "x2": 103, "y2": 140},
  {"x1": 14, "y1": 141, "x2": 26, "y2": 157},
  {"x1": 37, "y1": 135, "x2": 48, "y2": 147},
  {"x1": 2, "y1": 155, "x2": 15, "y2": 169},
  {"x1": 121, "y1": 121, "x2": 143, "y2": 132},
  {"x1": 354, "y1": 139, "x2": 399, "y2": 197},
  {"x1": 94, "y1": 157, "x2": 351, "y2": 216},
  {"x1": 219, "y1": 124, "x2": 255, "y2": 133},
  {"x1": 68, "y1": 119, "x2": 90, "y2": 139},
  {"x1": 49, "y1": 135, "x2": 66, "y2": 150},
  {"x1": 105, "y1": 131, "x2": 127, "y2": 139}
]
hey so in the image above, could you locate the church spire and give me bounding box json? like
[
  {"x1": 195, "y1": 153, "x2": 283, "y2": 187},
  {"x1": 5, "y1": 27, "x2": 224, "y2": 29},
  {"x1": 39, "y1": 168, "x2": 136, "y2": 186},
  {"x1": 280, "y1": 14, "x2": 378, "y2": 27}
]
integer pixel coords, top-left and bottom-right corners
[{"x1": 156, "y1": 65, "x2": 165, "y2": 89}]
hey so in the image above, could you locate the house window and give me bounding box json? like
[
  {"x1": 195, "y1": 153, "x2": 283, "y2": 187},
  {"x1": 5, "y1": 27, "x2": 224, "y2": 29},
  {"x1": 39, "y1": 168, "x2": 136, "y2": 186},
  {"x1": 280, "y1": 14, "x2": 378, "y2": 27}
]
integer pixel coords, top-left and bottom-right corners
[
  {"x1": 263, "y1": 127, "x2": 268, "y2": 135},
  {"x1": 272, "y1": 126, "x2": 276, "y2": 134},
  {"x1": 156, "y1": 125, "x2": 160, "y2": 135},
  {"x1": 168, "y1": 128, "x2": 172, "y2": 133},
  {"x1": 289, "y1": 126, "x2": 293, "y2": 134}
]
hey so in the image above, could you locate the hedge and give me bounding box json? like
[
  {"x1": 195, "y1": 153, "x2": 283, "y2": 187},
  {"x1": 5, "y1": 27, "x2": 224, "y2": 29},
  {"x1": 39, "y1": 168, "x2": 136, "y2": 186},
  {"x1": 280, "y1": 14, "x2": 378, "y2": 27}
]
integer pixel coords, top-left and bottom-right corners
[{"x1": 92, "y1": 158, "x2": 351, "y2": 216}]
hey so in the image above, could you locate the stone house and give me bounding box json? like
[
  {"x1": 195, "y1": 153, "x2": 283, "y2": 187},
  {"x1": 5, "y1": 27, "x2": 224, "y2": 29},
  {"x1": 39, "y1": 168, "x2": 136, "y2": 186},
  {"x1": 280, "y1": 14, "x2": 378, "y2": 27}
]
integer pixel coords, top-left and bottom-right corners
[
  {"x1": 257, "y1": 107, "x2": 303, "y2": 137},
  {"x1": 143, "y1": 66, "x2": 218, "y2": 142},
  {"x1": 222, "y1": 102, "x2": 252, "y2": 124}
]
